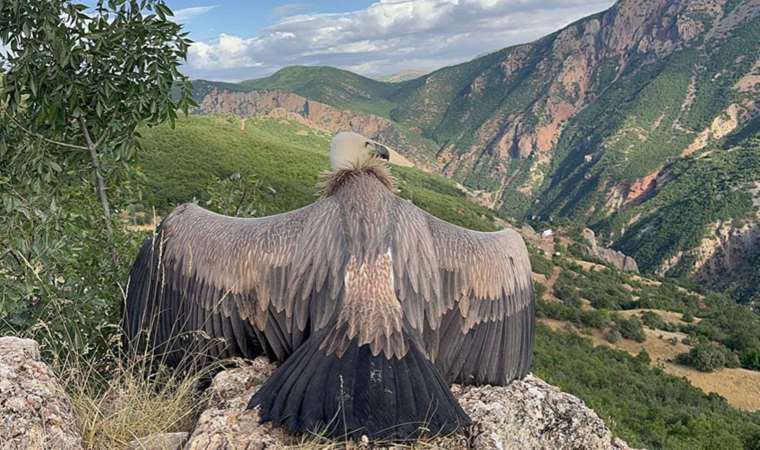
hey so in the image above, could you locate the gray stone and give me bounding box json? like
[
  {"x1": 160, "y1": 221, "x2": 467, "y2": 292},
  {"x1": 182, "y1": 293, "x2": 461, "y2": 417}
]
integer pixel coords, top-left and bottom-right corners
[
  {"x1": 582, "y1": 228, "x2": 639, "y2": 273},
  {"x1": 185, "y1": 360, "x2": 632, "y2": 450},
  {"x1": 0, "y1": 336, "x2": 82, "y2": 450},
  {"x1": 453, "y1": 375, "x2": 631, "y2": 450},
  {"x1": 128, "y1": 432, "x2": 189, "y2": 450}
]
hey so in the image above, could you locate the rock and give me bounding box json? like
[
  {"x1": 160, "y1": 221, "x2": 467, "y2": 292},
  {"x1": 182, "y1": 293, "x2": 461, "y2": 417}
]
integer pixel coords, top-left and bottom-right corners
[
  {"x1": 582, "y1": 228, "x2": 639, "y2": 273},
  {"x1": 0, "y1": 336, "x2": 82, "y2": 450},
  {"x1": 128, "y1": 432, "x2": 188, "y2": 450},
  {"x1": 184, "y1": 408, "x2": 290, "y2": 450},
  {"x1": 198, "y1": 89, "x2": 434, "y2": 166},
  {"x1": 453, "y1": 376, "x2": 631, "y2": 450},
  {"x1": 187, "y1": 360, "x2": 632, "y2": 450},
  {"x1": 184, "y1": 357, "x2": 290, "y2": 449},
  {"x1": 0, "y1": 337, "x2": 41, "y2": 360},
  {"x1": 206, "y1": 357, "x2": 276, "y2": 410}
]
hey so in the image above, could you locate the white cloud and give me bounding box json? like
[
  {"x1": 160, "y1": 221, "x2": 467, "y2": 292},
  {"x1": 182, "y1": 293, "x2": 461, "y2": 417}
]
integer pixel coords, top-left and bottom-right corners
[
  {"x1": 272, "y1": 3, "x2": 312, "y2": 18},
  {"x1": 174, "y1": 5, "x2": 217, "y2": 23},
  {"x1": 186, "y1": 0, "x2": 615, "y2": 81}
]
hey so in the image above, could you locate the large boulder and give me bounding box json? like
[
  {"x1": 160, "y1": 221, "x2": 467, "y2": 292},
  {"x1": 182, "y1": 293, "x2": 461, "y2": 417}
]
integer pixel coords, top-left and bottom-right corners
[
  {"x1": 184, "y1": 358, "x2": 631, "y2": 450},
  {"x1": 0, "y1": 337, "x2": 83, "y2": 450},
  {"x1": 582, "y1": 228, "x2": 639, "y2": 273}
]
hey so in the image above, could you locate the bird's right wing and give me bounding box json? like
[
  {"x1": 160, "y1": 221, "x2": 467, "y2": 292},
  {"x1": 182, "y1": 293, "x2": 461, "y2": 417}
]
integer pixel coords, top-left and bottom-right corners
[
  {"x1": 392, "y1": 200, "x2": 535, "y2": 385},
  {"x1": 123, "y1": 200, "x2": 347, "y2": 367}
]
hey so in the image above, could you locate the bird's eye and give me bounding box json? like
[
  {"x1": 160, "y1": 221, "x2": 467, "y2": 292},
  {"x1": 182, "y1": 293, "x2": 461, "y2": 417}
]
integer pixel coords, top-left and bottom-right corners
[{"x1": 364, "y1": 141, "x2": 371, "y2": 147}]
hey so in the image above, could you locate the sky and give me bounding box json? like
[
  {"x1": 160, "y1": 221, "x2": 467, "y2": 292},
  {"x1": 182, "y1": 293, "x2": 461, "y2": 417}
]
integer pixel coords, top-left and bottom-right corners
[{"x1": 6, "y1": 1, "x2": 616, "y2": 82}]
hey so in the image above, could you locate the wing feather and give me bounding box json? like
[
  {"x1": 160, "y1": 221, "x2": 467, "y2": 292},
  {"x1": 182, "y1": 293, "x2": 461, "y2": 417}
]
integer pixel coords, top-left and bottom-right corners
[
  {"x1": 123, "y1": 199, "x2": 346, "y2": 367},
  {"x1": 392, "y1": 200, "x2": 534, "y2": 385}
]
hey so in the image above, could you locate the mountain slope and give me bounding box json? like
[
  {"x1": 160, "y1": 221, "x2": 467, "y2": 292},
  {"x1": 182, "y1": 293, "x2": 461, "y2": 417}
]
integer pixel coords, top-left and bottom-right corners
[
  {"x1": 191, "y1": 0, "x2": 760, "y2": 303},
  {"x1": 134, "y1": 116, "x2": 760, "y2": 449},
  {"x1": 196, "y1": 66, "x2": 409, "y2": 118}
]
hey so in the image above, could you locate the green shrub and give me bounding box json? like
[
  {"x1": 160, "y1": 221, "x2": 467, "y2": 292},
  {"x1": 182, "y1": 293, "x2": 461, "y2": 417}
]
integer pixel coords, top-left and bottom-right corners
[
  {"x1": 678, "y1": 342, "x2": 736, "y2": 372},
  {"x1": 740, "y1": 348, "x2": 760, "y2": 370},
  {"x1": 617, "y1": 317, "x2": 647, "y2": 342},
  {"x1": 640, "y1": 311, "x2": 676, "y2": 332},
  {"x1": 606, "y1": 329, "x2": 623, "y2": 343}
]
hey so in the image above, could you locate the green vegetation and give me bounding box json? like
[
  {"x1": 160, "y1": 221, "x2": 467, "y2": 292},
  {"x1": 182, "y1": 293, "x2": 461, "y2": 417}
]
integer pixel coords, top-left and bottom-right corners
[
  {"x1": 196, "y1": 66, "x2": 410, "y2": 118},
  {"x1": 676, "y1": 341, "x2": 741, "y2": 373},
  {"x1": 138, "y1": 115, "x2": 501, "y2": 230},
  {"x1": 536, "y1": 243, "x2": 760, "y2": 374},
  {"x1": 535, "y1": 325, "x2": 760, "y2": 449}
]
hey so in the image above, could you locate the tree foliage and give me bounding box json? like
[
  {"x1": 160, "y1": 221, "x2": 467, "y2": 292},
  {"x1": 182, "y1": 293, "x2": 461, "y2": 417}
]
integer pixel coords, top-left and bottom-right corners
[{"x1": 0, "y1": 0, "x2": 194, "y2": 233}]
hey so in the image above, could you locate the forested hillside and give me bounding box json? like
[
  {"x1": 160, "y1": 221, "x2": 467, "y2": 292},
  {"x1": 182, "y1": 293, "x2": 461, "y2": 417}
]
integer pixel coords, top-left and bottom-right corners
[
  {"x1": 192, "y1": 0, "x2": 760, "y2": 305},
  {"x1": 136, "y1": 117, "x2": 760, "y2": 449}
]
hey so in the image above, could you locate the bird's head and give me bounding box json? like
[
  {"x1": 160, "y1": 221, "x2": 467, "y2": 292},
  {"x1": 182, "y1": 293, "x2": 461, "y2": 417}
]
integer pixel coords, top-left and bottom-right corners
[{"x1": 330, "y1": 131, "x2": 390, "y2": 170}]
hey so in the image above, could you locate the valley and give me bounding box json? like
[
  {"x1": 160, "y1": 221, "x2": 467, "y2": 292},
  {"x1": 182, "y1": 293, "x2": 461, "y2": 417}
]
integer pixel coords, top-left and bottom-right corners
[
  {"x1": 132, "y1": 115, "x2": 760, "y2": 448},
  {"x1": 191, "y1": 0, "x2": 760, "y2": 307}
]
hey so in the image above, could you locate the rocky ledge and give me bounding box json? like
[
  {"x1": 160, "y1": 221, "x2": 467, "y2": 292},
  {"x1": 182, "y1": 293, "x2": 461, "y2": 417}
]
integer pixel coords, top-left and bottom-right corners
[
  {"x1": 181, "y1": 358, "x2": 630, "y2": 450},
  {"x1": 0, "y1": 337, "x2": 631, "y2": 450},
  {"x1": 0, "y1": 337, "x2": 82, "y2": 450}
]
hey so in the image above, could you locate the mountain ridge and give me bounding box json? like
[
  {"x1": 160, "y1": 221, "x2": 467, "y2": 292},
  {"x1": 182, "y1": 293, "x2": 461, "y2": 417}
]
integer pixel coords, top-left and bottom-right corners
[{"x1": 191, "y1": 0, "x2": 760, "y2": 304}]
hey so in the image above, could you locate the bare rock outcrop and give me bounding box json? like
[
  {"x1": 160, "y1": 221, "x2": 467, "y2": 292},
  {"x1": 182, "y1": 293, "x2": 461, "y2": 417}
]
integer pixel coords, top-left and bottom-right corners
[
  {"x1": 199, "y1": 89, "x2": 434, "y2": 166},
  {"x1": 184, "y1": 358, "x2": 631, "y2": 450},
  {"x1": 0, "y1": 337, "x2": 82, "y2": 450},
  {"x1": 582, "y1": 228, "x2": 639, "y2": 273},
  {"x1": 127, "y1": 432, "x2": 188, "y2": 450}
]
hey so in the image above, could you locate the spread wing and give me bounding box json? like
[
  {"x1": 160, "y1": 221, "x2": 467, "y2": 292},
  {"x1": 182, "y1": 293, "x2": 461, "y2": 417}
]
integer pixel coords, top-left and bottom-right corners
[
  {"x1": 392, "y1": 200, "x2": 534, "y2": 385},
  {"x1": 123, "y1": 200, "x2": 347, "y2": 367}
]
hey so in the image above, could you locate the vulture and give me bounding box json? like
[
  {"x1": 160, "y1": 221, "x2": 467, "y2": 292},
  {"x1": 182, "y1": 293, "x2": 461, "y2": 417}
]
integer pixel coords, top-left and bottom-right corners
[{"x1": 123, "y1": 131, "x2": 535, "y2": 441}]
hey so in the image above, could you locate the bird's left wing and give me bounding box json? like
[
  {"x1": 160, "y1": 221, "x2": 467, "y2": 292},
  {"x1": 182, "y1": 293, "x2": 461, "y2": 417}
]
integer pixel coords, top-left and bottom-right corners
[
  {"x1": 392, "y1": 200, "x2": 535, "y2": 385},
  {"x1": 123, "y1": 200, "x2": 347, "y2": 366}
]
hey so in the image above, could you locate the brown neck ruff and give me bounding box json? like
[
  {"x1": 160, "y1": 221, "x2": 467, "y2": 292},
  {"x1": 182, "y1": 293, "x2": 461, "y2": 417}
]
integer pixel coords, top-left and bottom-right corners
[{"x1": 317, "y1": 158, "x2": 395, "y2": 198}]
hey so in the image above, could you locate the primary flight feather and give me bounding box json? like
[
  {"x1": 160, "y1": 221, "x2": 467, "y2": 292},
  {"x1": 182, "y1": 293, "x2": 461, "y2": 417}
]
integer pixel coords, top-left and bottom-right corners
[{"x1": 123, "y1": 131, "x2": 535, "y2": 440}]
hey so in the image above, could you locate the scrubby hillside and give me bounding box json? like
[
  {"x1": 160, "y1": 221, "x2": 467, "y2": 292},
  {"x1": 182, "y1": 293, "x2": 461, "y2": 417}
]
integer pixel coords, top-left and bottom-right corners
[
  {"x1": 133, "y1": 116, "x2": 760, "y2": 449},
  {"x1": 193, "y1": 0, "x2": 760, "y2": 304},
  {"x1": 136, "y1": 115, "x2": 500, "y2": 231}
]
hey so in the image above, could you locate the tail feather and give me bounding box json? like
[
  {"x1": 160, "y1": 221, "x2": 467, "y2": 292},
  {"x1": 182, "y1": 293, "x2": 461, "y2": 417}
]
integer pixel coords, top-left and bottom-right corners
[{"x1": 249, "y1": 331, "x2": 470, "y2": 441}]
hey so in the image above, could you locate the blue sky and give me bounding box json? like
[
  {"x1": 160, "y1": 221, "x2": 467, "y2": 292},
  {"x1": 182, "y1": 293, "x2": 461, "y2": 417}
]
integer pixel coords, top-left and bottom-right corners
[{"x1": 169, "y1": 1, "x2": 616, "y2": 81}]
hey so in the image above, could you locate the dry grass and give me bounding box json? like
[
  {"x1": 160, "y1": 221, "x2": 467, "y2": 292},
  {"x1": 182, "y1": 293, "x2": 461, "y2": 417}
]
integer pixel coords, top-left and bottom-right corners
[
  {"x1": 43, "y1": 335, "x2": 212, "y2": 450},
  {"x1": 539, "y1": 317, "x2": 760, "y2": 412},
  {"x1": 64, "y1": 366, "x2": 203, "y2": 449}
]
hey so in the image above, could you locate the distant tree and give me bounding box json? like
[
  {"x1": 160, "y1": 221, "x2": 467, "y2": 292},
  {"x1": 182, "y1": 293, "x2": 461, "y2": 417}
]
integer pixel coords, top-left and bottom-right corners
[
  {"x1": 635, "y1": 349, "x2": 651, "y2": 366},
  {"x1": 740, "y1": 348, "x2": 760, "y2": 370},
  {"x1": 0, "y1": 0, "x2": 195, "y2": 236},
  {"x1": 606, "y1": 328, "x2": 622, "y2": 343},
  {"x1": 678, "y1": 342, "x2": 731, "y2": 372},
  {"x1": 617, "y1": 317, "x2": 647, "y2": 343}
]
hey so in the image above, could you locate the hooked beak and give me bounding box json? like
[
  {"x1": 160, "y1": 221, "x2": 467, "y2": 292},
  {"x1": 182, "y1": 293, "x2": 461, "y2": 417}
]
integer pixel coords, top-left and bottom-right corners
[{"x1": 368, "y1": 141, "x2": 391, "y2": 161}]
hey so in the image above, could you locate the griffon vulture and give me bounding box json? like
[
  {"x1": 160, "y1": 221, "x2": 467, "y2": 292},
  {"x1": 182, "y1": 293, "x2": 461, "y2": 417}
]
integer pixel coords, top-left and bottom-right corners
[{"x1": 123, "y1": 131, "x2": 535, "y2": 440}]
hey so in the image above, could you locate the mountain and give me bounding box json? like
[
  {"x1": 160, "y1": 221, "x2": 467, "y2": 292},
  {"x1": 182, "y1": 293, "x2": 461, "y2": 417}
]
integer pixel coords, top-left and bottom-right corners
[
  {"x1": 375, "y1": 69, "x2": 428, "y2": 83},
  {"x1": 191, "y1": 0, "x2": 760, "y2": 304},
  {"x1": 134, "y1": 115, "x2": 760, "y2": 449}
]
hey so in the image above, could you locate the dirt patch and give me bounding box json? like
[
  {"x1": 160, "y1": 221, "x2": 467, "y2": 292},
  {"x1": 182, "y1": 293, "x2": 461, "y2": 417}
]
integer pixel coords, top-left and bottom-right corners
[
  {"x1": 663, "y1": 364, "x2": 760, "y2": 412},
  {"x1": 617, "y1": 309, "x2": 701, "y2": 325},
  {"x1": 540, "y1": 318, "x2": 760, "y2": 411}
]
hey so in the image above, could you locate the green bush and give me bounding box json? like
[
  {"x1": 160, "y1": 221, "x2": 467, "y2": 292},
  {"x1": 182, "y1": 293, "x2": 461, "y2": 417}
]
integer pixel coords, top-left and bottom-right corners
[
  {"x1": 616, "y1": 317, "x2": 646, "y2": 343},
  {"x1": 640, "y1": 311, "x2": 676, "y2": 332},
  {"x1": 677, "y1": 342, "x2": 738, "y2": 372},
  {"x1": 606, "y1": 329, "x2": 622, "y2": 343}
]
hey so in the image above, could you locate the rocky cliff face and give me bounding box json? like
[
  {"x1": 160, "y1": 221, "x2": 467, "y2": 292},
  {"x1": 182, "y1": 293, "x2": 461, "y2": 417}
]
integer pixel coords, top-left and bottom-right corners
[
  {"x1": 582, "y1": 228, "x2": 640, "y2": 273},
  {"x1": 193, "y1": 0, "x2": 760, "y2": 299},
  {"x1": 199, "y1": 89, "x2": 435, "y2": 166},
  {"x1": 0, "y1": 337, "x2": 82, "y2": 450}
]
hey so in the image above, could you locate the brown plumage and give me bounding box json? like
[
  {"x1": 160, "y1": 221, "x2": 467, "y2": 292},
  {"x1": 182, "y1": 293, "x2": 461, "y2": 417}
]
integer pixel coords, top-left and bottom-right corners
[{"x1": 123, "y1": 133, "x2": 534, "y2": 441}]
